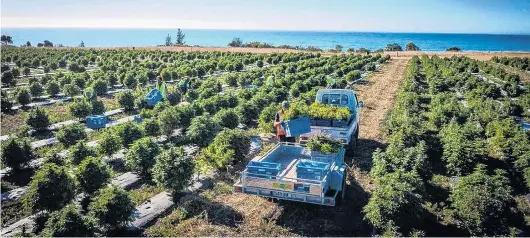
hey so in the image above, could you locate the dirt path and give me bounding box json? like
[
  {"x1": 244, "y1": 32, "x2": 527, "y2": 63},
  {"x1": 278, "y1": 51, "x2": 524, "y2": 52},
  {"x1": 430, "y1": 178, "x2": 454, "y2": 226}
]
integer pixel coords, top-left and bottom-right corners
[{"x1": 350, "y1": 58, "x2": 409, "y2": 191}]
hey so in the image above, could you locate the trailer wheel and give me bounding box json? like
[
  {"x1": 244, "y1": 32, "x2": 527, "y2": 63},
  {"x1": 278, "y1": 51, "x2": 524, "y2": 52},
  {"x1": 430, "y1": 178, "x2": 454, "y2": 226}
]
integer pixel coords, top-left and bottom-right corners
[{"x1": 336, "y1": 170, "x2": 348, "y2": 205}]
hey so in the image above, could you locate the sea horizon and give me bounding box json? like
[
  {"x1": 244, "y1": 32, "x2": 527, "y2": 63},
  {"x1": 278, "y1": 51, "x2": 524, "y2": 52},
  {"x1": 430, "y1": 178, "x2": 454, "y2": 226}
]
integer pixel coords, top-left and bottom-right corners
[{"x1": 2, "y1": 28, "x2": 530, "y2": 52}]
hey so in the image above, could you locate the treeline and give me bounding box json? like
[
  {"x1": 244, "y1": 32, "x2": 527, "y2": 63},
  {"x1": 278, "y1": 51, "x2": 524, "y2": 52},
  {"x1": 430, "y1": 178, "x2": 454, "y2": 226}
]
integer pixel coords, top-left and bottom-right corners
[
  {"x1": 226, "y1": 38, "x2": 464, "y2": 53},
  {"x1": 364, "y1": 55, "x2": 530, "y2": 236}
]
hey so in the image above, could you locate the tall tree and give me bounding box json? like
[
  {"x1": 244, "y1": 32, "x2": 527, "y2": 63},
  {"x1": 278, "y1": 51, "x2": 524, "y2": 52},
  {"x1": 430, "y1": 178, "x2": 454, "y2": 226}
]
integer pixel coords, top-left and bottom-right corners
[
  {"x1": 79, "y1": 41, "x2": 85, "y2": 47},
  {"x1": 175, "y1": 29, "x2": 186, "y2": 45},
  {"x1": 1, "y1": 35, "x2": 13, "y2": 45},
  {"x1": 26, "y1": 41, "x2": 32, "y2": 47},
  {"x1": 43, "y1": 40, "x2": 53, "y2": 47},
  {"x1": 165, "y1": 34, "x2": 172, "y2": 46}
]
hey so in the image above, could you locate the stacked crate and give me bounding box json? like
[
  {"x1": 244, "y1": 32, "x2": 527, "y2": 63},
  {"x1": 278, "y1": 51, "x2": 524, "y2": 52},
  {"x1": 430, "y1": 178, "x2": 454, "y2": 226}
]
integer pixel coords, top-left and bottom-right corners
[
  {"x1": 246, "y1": 161, "x2": 281, "y2": 179},
  {"x1": 296, "y1": 159, "x2": 330, "y2": 182}
]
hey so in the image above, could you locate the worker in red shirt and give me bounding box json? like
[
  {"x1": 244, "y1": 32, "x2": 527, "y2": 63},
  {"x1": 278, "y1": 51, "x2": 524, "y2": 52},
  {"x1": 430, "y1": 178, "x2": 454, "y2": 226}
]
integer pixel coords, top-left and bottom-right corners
[{"x1": 273, "y1": 101, "x2": 296, "y2": 143}]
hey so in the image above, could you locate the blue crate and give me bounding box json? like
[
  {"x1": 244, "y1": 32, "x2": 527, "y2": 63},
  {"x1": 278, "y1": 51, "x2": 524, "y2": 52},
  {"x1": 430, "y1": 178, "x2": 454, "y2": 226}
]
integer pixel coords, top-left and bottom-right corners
[
  {"x1": 283, "y1": 116, "x2": 311, "y2": 137},
  {"x1": 310, "y1": 119, "x2": 318, "y2": 126},
  {"x1": 86, "y1": 115, "x2": 107, "y2": 129},
  {"x1": 247, "y1": 161, "x2": 281, "y2": 177},
  {"x1": 296, "y1": 159, "x2": 330, "y2": 178},
  {"x1": 133, "y1": 115, "x2": 143, "y2": 123},
  {"x1": 315, "y1": 119, "x2": 332, "y2": 127},
  {"x1": 332, "y1": 119, "x2": 349, "y2": 127},
  {"x1": 145, "y1": 89, "x2": 162, "y2": 106}
]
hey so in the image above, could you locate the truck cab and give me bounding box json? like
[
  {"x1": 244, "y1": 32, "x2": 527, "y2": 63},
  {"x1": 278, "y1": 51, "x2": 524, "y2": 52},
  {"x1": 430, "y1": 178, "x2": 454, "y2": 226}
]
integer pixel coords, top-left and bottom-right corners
[{"x1": 300, "y1": 89, "x2": 363, "y2": 150}]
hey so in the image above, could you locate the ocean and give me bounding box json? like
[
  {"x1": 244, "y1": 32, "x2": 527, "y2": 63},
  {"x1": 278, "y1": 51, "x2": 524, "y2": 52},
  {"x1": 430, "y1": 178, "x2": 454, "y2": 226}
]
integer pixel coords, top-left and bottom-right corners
[{"x1": 2, "y1": 28, "x2": 530, "y2": 52}]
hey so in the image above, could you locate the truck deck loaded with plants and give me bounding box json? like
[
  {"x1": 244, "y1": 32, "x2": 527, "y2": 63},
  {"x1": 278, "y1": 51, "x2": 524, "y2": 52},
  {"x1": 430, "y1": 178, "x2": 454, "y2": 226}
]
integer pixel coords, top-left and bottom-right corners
[{"x1": 234, "y1": 88, "x2": 362, "y2": 206}]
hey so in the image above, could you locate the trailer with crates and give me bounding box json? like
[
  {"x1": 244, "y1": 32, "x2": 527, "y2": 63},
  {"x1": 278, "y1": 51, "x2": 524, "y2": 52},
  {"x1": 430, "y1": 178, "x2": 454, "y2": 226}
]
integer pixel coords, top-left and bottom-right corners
[
  {"x1": 234, "y1": 143, "x2": 347, "y2": 206},
  {"x1": 234, "y1": 88, "x2": 363, "y2": 206}
]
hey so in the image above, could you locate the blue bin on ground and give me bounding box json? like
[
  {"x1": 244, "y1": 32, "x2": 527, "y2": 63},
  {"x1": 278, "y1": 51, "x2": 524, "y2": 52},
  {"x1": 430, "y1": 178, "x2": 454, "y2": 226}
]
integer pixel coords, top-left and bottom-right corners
[
  {"x1": 282, "y1": 116, "x2": 311, "y2": 137},
  {"x1": 296, "y1": 159, "x2": 330, "y2": 181},
  {"x1": 86, "y1": 115, "x2": 107, "y2": 129},
  {"x1": 145, "y1": 89, "x2": 162, "y2": 106},
  {"x1": 247, "y1": 161, "x2": 281, "y2": 179},
  {"x1": 133, "y1": 115, "x2": 143, "y2": 123}
]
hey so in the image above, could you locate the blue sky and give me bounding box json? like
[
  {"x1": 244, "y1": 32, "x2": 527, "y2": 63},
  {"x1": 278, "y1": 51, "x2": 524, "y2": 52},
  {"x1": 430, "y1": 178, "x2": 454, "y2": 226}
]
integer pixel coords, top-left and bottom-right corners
[{"x1": 2, "y1": 0, "x2": 530, "y2": 34}]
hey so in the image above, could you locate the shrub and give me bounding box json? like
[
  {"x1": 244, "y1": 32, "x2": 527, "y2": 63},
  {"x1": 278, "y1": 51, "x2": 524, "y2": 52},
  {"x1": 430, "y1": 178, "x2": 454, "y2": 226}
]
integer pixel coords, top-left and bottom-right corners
[
  {"x1": 1, "y1": 70, "x2": 15, "y2": 86},
  {"x1": 141, "y1": 118, "x2": 162, "y2": 137},
  {"x1": 306, "y1": 134, "x2": 343, "y2": 154},
  {"x1": 40, "y1": 204, "x2": 95, "y2": 237},
  {"x1": 449, "y1": 164, "x2": 512, "y2": 236},
  {"x1": 75, "y1": 156, "x2": 111, "y2": 194},
  {"x1": 159, "y1": 107, "x2": 181, "y2": 135},
  {"x1": 258, "y1": 103, "x2": 280, "y2": 133},
  {"x1": 196, "y1": 128, "x2": 251, "y2": 171},
  {"x1": 92, "y1": 79, "x2": 108, "y2": 96},
  {"x1": 24, "y1": 163, "x2": 76, "y2": 212},
  {"x1": 16, "y1": 87, "x2": 32, "y2": 106},
  {"x1": 26, "y1": 107, "x2": 50, "y2": 131},
  {"x1": 91, "y1": 100, "x2": 105, "y2": 115},
  {"x1": 363, "y1": 171, "x2": 424, "y2": 232},
  {"x1": 1, "y1": 137, "x2": 35, "y2": 171},
  {"x1": 97, "y1": 131, "x2": 122, "y2": 156},
  {"x1": 405, "y1": 42, "x2": 420, "y2": 51},
  {"x1": 213, "y1": 108, "x2": 239, "y2": 129},
  {"x1": 124, "y1": 137, "x2": 160, "y2": 179},
  {"x1": 117, "y1": 90, "x2": 135, "y2": 110},
  {"x1": 123, "y1": 74, "x2": 137, "y2": 89},
  {"x1": 345, "y1": 70, "x2": 362, "y2": 82},
  {"x1": 166, "y1": 88, "x2": 182, "y2": 105},
  {"x1": 115, "y1": 122, "x2": 144, "y2": 147},
  {"x1": 56, "y1": 123, "x2": 87, "y2": 147},
  {"x1": 186, "y1": 115, "x2": 221, "y2": 147},
  {"x1": 29, "y1": 82, "x2": 44, "y2": 97},
  {"x1": 43, "y1": 149, "x2": 66, "y2": 166},
  {"x1": 439, "y1": 120, "x2": 487, "y2": 175},
  {"x1": 371, "y1": 141, "x2": 428, "y2": 178},
  {"x1": 68, "y1": 99, "x2": 92, "y2": 119},
  {"x1": 45, "y1": 81, "x2": 61, "y2": 96},
  {"x1": 69, "y1": 141, "x2": 96, "y2": 165},
  {"x1": 63, "y1": 84, "x2": 81, "y2": 98},
  {"x1": 1, "y1": 92, "x2": 13, "y2": 112},
  {"x1": 153, "y1": 146, "x2": 195, "y2": 194},
  {"x1": 88, "y1": 186, "x2": 135, "y2": 230}
]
